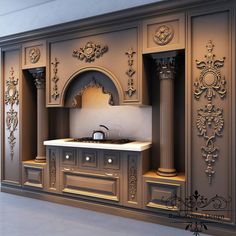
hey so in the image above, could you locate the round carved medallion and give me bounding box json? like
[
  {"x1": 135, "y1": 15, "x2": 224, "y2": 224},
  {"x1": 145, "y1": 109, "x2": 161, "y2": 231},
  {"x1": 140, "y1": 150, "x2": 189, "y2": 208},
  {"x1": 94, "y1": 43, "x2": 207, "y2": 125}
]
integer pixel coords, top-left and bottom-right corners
[
  {"x1": 153, "y1": 25, "x2": 174, "y2": 46},
  {"x1": 29, "y1": 47, "x2": 41, "y2": 64}
]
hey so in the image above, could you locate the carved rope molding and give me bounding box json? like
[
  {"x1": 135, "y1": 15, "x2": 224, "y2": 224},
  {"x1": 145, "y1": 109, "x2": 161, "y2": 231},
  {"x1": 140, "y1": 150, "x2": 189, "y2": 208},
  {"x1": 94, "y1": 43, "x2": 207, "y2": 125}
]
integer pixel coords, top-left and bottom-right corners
[
  {"x1": 51, "y1": 57, "x2": 60, "y2": 100},
  {"x1": 5, "y1": 67, "x2": 19, "y2": 160},
  {"x1": 72, "y1": 41, "x2": 108, "y2": 63},
  {"x1": 125, "y1": 48, "x2": 136, "y2": 97},
  {"x1": 153, "y1": 24, "x2": 174, "y2": 46},
  {"x1": 194, "y1": 40, "x2": 226, "y2": 184}
]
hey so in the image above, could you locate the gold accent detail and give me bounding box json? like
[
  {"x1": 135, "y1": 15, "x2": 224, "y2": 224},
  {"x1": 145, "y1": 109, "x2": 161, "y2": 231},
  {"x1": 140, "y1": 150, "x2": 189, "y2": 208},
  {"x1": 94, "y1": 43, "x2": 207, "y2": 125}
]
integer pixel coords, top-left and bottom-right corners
[
  {"x1": 5, "y1": 68, "x2": 19, "y2": 160},
  {"x1": 72, "y1": 41, "x2": 108, "y2": 63},
  {"x1": 153, "y1": 25, "x2": 174, "y2": 46},
  {"x1": 128, "y1": 156, "x2": 137, "y2": 201},
  {"x1": 51, "y1": 57, "x2": 60, "y2": 100},
  {"x1": 194, "y1": 41, "x2": 226, "y2": 184},
  {"x1": 49, "y1": 152, "x2": 56, "y2": 188},
  {"x1": 29, "y1": 47, "x2": 41, "y2": 64},
  {"x1": 125, "y1": 48, "x2": 136, "y2": 97}
]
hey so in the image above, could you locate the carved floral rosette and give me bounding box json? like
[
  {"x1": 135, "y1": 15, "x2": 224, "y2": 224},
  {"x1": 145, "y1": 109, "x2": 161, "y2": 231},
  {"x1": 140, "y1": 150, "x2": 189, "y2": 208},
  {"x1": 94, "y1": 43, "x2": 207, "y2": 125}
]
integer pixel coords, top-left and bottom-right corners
[
  {"x1": 125, "y1": 48, "x2": 136, "y2": 97},
  {"x1": 29, "y1": 47, "x2": 41, "y2": 64},
  {"x1": 194, "y1": 40, "x2": 226, "y2": 184},
  {"x1": 153, "y1": 24, "x2": 174, "y2": 46},
  {"x1": 5, "y1": 68, "x2": 19, "y2": 160}
]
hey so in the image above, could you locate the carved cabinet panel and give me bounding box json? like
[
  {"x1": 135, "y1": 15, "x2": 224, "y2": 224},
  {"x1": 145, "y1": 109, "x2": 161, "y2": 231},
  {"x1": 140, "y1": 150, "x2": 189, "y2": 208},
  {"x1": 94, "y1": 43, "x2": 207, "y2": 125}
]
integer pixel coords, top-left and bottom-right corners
[
  {"x1": 47, "y1": 24, "x2": 146, "y2": 106},
  {"x1": 142, "y1": 13, "x2": 185, "y2": 53},
  {"x1": 187, "y1": 7, "x2": 234, "y2": 223}
]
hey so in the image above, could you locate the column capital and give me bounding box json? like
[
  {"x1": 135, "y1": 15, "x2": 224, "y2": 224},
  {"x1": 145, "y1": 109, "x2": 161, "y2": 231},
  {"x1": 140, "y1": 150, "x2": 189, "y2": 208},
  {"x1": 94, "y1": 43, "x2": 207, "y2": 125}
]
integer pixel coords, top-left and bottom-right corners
[
  {"x1": 28, "y1": 67, "x2": 45, "y2": 89},
  {"x1": 156, "y1": 57, "x2": 175, "y2": 80}
]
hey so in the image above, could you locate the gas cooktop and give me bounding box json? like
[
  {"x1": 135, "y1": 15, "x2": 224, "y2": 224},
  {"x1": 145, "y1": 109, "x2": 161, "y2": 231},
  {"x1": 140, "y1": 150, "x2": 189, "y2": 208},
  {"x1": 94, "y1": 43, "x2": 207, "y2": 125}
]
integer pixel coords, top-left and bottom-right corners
[{"x1": 70, "y1": 137, "x2": 132, "y2": 144}]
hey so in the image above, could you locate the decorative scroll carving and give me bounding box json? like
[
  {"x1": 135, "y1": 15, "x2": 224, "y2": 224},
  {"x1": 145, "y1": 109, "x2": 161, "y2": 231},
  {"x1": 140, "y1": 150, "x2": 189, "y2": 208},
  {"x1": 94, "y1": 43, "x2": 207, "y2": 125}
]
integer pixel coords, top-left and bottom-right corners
[
  {"x1": 72, "y1": 77, "x2": 114, "y2": 107},
  {"x1": 29, "y1": 47, "x2": 41, "y2": 64},
  {"x1": 125, "y1": 48, "x2": 136, "y2": 97},
  {"x1": 156, "y1": 57, "x2": 175, "y2": 80},
  {"x1": 51, "y1": 57, "x2": 60, "y2": 100},
  {"x1": 153, "y1": 25, "x2": 174, "y2": 46},
  {"x1": 49, "y1": 151, "x2": 56, "y2": 188},
  {"x1": 194, "y1": 40, "x2": 226, "y2": 184},
  {"x1": 72, "y1": 41, "x2": 108, "y2": 63},
  {"x1": 29, "y1": 68, "x2": 45, "y2": 89},
  {"x1": 128, "y1": 156, "x2": 137, "y2": 201},
  {"x1": 5, "y1": 68, "x2": 19, "y2": 160}
]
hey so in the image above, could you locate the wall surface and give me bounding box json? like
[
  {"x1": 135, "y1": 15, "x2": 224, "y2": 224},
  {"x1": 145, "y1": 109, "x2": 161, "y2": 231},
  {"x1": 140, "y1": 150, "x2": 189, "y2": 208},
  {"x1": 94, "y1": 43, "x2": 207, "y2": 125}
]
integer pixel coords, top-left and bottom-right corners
[{"x1": 0, "y1": 0, "x2": 161, "y2": 37}]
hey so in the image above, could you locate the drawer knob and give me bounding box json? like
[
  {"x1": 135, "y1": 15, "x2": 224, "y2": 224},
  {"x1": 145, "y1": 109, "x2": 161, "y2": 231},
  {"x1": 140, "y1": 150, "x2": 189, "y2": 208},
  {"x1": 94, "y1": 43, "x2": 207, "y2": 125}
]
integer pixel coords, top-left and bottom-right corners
[
  {"x1": 107, "y1": 158, "x2": 113, "y2": 164},
  {"x1": 65, "y1": 155, "x2": 70, "y2": 159},
  {"x1": 85, "y1": 156, "x2": 90, "y2": 161}
]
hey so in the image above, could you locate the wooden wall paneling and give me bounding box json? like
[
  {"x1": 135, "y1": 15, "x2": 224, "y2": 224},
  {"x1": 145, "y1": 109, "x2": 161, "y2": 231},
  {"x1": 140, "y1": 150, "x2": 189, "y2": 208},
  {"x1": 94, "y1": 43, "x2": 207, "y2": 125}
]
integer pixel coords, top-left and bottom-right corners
[
  {"x1": 187, "y1": 4, "x2": 234, "y2": 224},
  {"x1": 1, "y1": 46, "x2": 21, "y2": 185}
]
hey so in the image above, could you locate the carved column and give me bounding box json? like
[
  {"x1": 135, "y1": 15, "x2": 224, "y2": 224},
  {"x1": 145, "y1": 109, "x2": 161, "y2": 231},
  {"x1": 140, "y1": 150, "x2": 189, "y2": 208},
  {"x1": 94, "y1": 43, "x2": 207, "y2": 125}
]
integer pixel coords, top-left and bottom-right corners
[
  {"x1": 29, "y1": 68, "x2": 48, "y2": 162},
  {"x1": 155, "y1": 54, "x2": 177, "y2": 177}
]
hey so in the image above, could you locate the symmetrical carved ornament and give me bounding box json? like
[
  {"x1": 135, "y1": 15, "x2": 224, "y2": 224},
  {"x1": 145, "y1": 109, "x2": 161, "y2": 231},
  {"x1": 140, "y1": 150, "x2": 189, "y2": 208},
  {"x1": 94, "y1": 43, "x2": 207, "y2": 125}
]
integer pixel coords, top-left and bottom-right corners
[
  {"x1": 125, "y1": 48, "x2": 136, "y2": 97},
  {"x1": 5, "y1": 68, "x2": 19, "y2": 160},
  {"x1": 153, "y1": 25, "x2": 174, "y2": 46},
  {"x1": 29, "y1": 47, "x2": 41, "y2": 64},
  {"x1": 49, "y1": 152, "x2": 56, "y2": 188},
  {"x1": 72, "y1": 41, "x2": 108, "y2": 63},
  {"x1": 156, "y1": 57, "x2": 175, "y2": 80},
  {"x1": 194, "y1": 40, "x2": 226, "y2": 184},
  {"x1": 72, "y1": 77, "x2": 114, "y2": 107},
  {"x1": 29, "y1": 69, "x2": 45, "y2": 89},
  {"x1": 128, "y1": 157, "x2": 137, "y2": 201},
  {"x1": 51, "y1": 57, "x2": 60, "y2": 100}
]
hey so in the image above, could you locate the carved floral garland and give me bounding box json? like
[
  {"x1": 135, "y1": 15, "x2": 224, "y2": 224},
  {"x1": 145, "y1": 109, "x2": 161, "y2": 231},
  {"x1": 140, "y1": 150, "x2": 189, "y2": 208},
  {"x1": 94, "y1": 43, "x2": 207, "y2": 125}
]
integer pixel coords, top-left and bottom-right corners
[
  {"x1": 194, "y1": 40, "x2": 226, "y2": 184},
  {"x1": 5, "y1": 68, "x2": 19, "y2": 160}
]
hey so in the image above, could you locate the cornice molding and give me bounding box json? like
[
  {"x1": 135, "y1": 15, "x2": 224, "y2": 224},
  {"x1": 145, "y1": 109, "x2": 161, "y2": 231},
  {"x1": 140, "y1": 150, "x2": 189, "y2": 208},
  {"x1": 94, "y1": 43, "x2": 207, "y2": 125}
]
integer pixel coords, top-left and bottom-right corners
[{"x1": 0, "y1": 0, "x2": 229, "y2": 46}]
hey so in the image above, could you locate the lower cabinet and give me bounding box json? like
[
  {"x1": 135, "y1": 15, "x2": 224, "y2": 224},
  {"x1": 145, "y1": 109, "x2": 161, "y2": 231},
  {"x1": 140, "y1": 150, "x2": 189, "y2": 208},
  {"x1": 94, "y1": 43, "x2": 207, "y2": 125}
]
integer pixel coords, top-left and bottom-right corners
[
  {"x1": 22, "y1": 161, "x2": 46, "y2": 189},
  {"x1": 143, "y1": 172, "x2": 185, "y2": 212}
]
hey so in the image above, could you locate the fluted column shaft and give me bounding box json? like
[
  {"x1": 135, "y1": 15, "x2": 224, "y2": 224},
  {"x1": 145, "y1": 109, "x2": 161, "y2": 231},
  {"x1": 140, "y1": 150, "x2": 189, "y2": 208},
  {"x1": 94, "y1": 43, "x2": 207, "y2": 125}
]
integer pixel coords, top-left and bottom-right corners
[{"x1": 156, "y1": 57, "x2": 177, "y2": 177}]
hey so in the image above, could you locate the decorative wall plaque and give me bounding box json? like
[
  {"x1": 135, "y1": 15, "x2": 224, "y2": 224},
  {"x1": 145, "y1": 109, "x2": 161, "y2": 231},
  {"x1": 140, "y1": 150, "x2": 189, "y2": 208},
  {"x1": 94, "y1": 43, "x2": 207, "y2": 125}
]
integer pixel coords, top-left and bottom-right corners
[
  {"x1": 72, "y1": 41, "x2": 108, "y2": 63},
  {"x1": 153, "y1": 25, "x2": 174, "y2": 46},
  {"x1": 29, "y1": 47, "x2": 41, "y2": 64},
  {"x1": 194, "y1": 40, "x2": 226, "y2": 184},
  {"x1": 5, "y1": 68, "x2": 19, "y2": 160},
  {"x1": 51, "y1": 57, "x2": 60, "y2": 100},
  {"x1": 125, "y1": 48, "x2": 136, "y2": 97}
]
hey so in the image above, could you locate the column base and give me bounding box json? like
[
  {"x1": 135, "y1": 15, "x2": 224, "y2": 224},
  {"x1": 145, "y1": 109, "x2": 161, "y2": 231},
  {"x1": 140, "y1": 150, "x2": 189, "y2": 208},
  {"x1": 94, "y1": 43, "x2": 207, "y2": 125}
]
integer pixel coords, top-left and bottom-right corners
[
  {"x1": 157, "y1": 167, "x2": 177, "y2": 177},
  {"x1": 35, "y1": 156, "x2": 46, "y2": 163}
]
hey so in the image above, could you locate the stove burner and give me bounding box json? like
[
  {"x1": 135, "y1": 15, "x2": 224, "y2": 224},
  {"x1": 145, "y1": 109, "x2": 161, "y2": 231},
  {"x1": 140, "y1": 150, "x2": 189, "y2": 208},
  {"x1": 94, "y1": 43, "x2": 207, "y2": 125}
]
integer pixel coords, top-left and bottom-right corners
[{"x1": 71, "y1": 137, "x2": 132, "y2": 144}]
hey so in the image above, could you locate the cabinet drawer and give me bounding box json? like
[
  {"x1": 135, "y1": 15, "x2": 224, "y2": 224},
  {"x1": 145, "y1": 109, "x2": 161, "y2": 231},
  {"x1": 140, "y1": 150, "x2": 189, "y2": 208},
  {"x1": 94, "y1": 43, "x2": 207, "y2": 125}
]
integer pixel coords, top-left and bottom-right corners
[
  {"x1": 101, "y1": 151, "x2": 120, "y2": 170},
  {"x1": 61, "y1": 170, "x2": 120, "y2": 202},
  {"x1": 80, "y1": 149, "x2": 98, "y2": 169},
  {"x1": 61, "y1": 148, "x2": 76, "y2": 166}
]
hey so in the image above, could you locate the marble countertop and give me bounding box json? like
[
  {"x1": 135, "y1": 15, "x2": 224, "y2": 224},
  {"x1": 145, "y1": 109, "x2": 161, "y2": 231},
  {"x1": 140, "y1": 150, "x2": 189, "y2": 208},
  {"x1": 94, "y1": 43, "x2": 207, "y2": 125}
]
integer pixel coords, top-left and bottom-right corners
[{"x1": 44, "y1": 138, "x2": 151, "y2": 151}]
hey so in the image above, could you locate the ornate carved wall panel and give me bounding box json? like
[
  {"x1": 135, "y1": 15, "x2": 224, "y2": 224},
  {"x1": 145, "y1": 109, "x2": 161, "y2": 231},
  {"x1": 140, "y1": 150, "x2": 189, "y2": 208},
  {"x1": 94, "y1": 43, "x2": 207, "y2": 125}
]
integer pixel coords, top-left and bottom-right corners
[
  {"x1": 128, "y1": 155, "x2": 137, "y2": 202},
  {"x1": 189, "y1": 9, "x2": 233, "y2": 221}
]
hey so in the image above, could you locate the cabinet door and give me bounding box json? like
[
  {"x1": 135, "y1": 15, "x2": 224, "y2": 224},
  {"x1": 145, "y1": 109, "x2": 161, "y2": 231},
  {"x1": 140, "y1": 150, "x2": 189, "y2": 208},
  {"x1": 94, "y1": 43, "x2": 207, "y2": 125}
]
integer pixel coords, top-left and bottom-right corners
[
  {"x1": 187, "y1": 6, "x2": 234, "y2": 223},
  {"x1": 1, "y1": 46, "x2": 21, "y2": 185}
]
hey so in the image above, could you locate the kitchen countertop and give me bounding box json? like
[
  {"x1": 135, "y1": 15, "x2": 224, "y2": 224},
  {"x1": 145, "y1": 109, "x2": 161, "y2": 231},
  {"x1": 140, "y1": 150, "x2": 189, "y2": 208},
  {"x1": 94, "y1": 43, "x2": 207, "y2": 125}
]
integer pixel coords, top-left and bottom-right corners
[{"x1": 44, "y1": 138, "x2": 152, "y2": 151}]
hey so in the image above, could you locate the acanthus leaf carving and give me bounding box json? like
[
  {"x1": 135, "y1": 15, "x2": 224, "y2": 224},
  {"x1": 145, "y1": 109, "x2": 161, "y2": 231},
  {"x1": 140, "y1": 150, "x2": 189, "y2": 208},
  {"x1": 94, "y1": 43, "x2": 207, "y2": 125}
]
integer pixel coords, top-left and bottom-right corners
[
  {"x1": 72, "y1": 41, "x2": 108, "y2": 63},
  {"x1": 128, "y1": 156, "x2": 137, "y2": 201},
  {"x1": 194, "y1": 41, "x2": 226, "y2": 184},
  {"x1": 51, "y1": 57, "x2": 60, "y2": 100}
]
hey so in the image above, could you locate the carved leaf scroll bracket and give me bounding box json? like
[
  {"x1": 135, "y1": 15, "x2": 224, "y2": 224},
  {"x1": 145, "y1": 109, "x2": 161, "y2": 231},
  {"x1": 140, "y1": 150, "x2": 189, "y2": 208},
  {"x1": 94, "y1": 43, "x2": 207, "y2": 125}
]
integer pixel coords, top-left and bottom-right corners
[
  {"x1": 5, "y1": 68, "x2": 19, "y2": 160},
  {"x1": 125, "y1": 48, "x2": 136, "y2": 97},
  {"x1": 194, "y1": 40, "x2": 226, "y2": 184},
  {"x1": 72, "y1": 41, "x2": 108, "y2": 63}
]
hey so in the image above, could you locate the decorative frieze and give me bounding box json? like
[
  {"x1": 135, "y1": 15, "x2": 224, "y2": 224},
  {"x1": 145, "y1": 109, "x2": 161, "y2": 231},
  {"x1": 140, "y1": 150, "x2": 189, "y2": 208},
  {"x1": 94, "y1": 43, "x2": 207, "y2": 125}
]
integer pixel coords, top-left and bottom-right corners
[
  {"x1": 72, "y1": 41, "x2": 108, "y2": 63},
  {"x1": 125, "y1": 48, "x2": 136, "y2": 97},
  {"x1": 51, "y1": 57, "x2": 60, "y2": 100},
  {"x1": 5, "y1": 68, "x2": 19, "y2": 160},
  {"x1": 194, "y1": 40, "x2": 226, "y2": 184},
  {"x1": 29, "y1": 47, "x2": 41, "y2": 64},
  {"x1": 153, "y1": 25, "x2": 174, "y2": 46}
]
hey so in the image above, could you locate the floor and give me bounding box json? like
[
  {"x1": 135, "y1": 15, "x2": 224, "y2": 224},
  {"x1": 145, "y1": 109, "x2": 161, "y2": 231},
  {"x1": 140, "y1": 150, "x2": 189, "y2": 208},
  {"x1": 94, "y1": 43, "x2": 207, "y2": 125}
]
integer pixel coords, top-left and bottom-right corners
[{"x1": 0, "y1": 192, "x2": 209, "y2": 236}]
